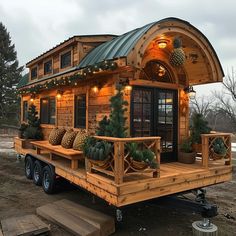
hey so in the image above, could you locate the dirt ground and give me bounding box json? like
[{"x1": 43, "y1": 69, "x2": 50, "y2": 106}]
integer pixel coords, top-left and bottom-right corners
[{"x1": 0, "y1": 136, "x2": 236, "y2": 235}]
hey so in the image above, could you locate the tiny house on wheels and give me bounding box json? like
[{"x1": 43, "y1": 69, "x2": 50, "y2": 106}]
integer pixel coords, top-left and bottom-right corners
[{"x1": 15, "y1": 18, "x2": 232, "y2": 209}]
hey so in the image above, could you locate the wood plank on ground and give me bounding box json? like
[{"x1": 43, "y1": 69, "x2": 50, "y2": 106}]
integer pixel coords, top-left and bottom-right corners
[
  {"x1": 53, "y1": 199, "x2": 115, "y2": 236},
  {"x1": 1, "y1": 214, "x2": 49, "y2": 236},
  {"x1": 36, "y1": 203, "x2": 100, "y2": 236}
]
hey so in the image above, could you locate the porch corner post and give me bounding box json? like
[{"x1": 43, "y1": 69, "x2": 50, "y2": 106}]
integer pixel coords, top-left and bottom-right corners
[
  {"x1": 201, "y1": 134, "x2": 209, "y2": 168},
  {"x1": 153, "y1": 138, "x2": 161, "y2": 178},
  {"x1": 114, "y1": 141, "x2": 124, "y2": 184}
]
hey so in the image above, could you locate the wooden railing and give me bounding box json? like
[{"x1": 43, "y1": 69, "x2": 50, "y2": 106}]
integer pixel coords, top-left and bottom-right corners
[
  {"x1": 86, "y1": 136, "x2": 161, "y2": 184},
  {"x1": 201, "y1": 133, "x2": 232, "y2": 168}
]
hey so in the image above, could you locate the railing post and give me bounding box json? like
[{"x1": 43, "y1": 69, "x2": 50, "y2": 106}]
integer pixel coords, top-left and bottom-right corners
[
  {"x1": 114, "y1": 141, "x2": 124, "y2": 184},
  {"x1": 226, "y1": 134, "x2": 232, "y2": 165},
  {"x1": 153, "y1": 138, "x2": 161, "y2": 178},
  {"x1": 201, "y1": 134, "x2": 209, "y2": 168}
]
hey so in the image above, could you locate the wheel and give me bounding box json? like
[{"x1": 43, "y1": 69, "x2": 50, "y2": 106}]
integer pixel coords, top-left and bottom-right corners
[
  {"x1": 42, "y1": 165, "x2": 56, "y2": 194},
  {"x1": 25, "y1": 155, "x2": 34, "y2": 179},
  {"x1": 33, "y1": 160, "x2": 43, "y2": 186}
]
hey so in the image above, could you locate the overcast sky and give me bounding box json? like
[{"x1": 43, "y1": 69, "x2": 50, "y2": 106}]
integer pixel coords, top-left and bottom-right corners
[{"x1": 1, "y1": 0, "x2": 235, "y2": 93}]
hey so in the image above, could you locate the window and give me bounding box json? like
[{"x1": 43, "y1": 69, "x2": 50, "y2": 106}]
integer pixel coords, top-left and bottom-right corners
[
  {"x1": 40, "y1": 97, "x2": 56, "y2": 124},
  {"x1": 75, "y1": 94, "x2": 86, "y2": 128},
  {"x1": 44, "y1": 59, "x2": 52, "y2": 75},
  {"x1": 31, "y1": 67, "x2": 37, "y2": 80},
  {"x1": 60, "y1": 51, "x2": 71, "y2": 69},
  {"x1": 23, "y1": 101, "x2": 28, "y2": 122}
]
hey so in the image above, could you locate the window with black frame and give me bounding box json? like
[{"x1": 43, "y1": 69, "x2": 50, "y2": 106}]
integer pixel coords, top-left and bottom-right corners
[
  {"x1": 22, "y1": 101, "x2": 28, "y2": 122},
  {"x1": 44, "y1": 59, "x2": 52, "y2": 75},
  {"x1": 60, "y1": 51, "x2": 71, "y2": 69},
  {"x1": 31, "y1": 67, "x2": 37, "y2": 80},
  {"x1": 75, "y1": 94, "x2": 86, "y2": 128},
  {"x1": 40, "y1": 97, "x2": 56, "y2": 124}
]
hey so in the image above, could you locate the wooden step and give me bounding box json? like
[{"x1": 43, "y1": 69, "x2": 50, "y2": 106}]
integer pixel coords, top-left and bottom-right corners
[
  {"x1": 37, "y1": 200, "x2": 115, "y2": 236},
  {"x1": 1, "y1": 214, "x2": 49, "y2": 236},
  {"x1": 54, "y1": 199, "x2": 115, "y2": 236},
  {"x1": 37, "y1": 203, "x2": 99, "y2": 236}
]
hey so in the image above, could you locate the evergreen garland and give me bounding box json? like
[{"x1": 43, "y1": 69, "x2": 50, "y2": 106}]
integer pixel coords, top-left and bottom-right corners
[{"x1": 18, "y1": 60, "x2": 118, "y2": 95}]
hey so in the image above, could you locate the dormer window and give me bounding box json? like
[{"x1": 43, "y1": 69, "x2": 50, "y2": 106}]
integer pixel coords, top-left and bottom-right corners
[
  {"x1": 31, "y1": 67, "x2": 38, "y2": 80},
  {"x1": 60, "y1": 50, "x2": 71, "y2": 69},
  {"x1": 44, "y1": 59, "x2": 52, "y2": 75}
]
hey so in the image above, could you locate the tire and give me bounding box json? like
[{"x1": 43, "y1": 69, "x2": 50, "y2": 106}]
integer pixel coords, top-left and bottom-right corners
[
  {"x1": 33, "y1": 160, "x2": 43, "y2": 186},
  {"x1": 25, "y1": 155, "x2": 34, "y2": 179},
  {"x1": 42, "y1": 165, "x2": 56, "y2": 194}
]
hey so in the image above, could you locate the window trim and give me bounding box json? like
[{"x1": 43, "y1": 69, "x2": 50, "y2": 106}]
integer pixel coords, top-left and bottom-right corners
[
  {"x1": 40, "y1": 96, "x2": 56, "y2": 125},
  {"x1": 22, "y1": 100, "x2": 28, "y2": 122},
  {"x1": 43, "y1": 58, "x2": 53, "y2": 75},
  {"x1": 74, "y1": 93, "x2": 87, "y2": 129},
  {"x1": 30, "y1": 65, "x2": 38, "y2": 80},
  {"x1": 59, "y1": 48, "x2": 72, "y2": 71}
]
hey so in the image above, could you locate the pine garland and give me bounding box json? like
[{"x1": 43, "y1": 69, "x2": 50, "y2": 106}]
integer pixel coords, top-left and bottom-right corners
[{"x1": 18, "y1": 60, "x2": 118, "y2": 95}]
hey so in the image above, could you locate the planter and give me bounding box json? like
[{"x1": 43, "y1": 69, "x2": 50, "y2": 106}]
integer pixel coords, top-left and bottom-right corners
[
  {"x1": 212, "y1": 152, "x2": 226, "y2": 160},
  {"x1": 130, "y1": 159, "x2": 148, "y2": 170},
  {"x1": 14, "y1": 137, "x2": 36, "y2": 149},
  {"x1": 87, "y1": 156, "x2": 111, "y2": 169},
  {"x1": 192, "y1": 143, "x2": 202, "y2": 153},
  {"x1": 178, "y1": 151, "x2": 196, "y2": 164}
]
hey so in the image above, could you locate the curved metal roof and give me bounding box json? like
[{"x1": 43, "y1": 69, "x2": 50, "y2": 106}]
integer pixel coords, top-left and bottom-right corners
[
  {"x1": 78, "y1": 17, "x2": 224, "y2": 77},
  {"x1": 78, "y1": 22, "x2": 156, "y2": 69}
]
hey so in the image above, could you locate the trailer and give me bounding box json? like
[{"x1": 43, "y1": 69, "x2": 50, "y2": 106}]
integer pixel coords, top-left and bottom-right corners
[{"x1": 15, "y1": 17, "x2": 232, "y2": 215}]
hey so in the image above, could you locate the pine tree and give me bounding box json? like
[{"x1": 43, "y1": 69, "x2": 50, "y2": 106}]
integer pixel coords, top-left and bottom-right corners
[
  {"x1": 105, "y1": 84, "x2": 128, "y2": 138},
  {"x1": 23, "y1": 104, "x2": 43, "y2": 140},
  {"x1": 0, "y1": 22, "x2": 23, "y2": 124}
]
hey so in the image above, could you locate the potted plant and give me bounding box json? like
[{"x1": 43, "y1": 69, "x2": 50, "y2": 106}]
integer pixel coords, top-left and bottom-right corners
[
  {"x1": 127, "y1": 142, "x2": 158, "y2": 170},
  {"x1": 178, "y1": 138, "x2": 196, "y2": 164},
  {"x1": 191, "y1": 113, "x2": 211, "y2": 153},
  {"x1": 211, "y1": 137, "x2": 227, "y2": 160},
  {"x1": 82, "y1": 136, "x2": 112, "y2": 168}
]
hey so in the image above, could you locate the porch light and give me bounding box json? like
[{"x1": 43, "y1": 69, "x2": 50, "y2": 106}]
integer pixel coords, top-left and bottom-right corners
[
  {"x1": 184, "y1": 86, "x2": 196, "y2": 99},
  {"x1": 56, "y1": 90, "x2": 64, "y2": 99},
  {"x1": 92, "y1": 85, "x2": 99, "y2": 93},
  {"x1": 125, "y1": 84, "x2": 132, "y2": 92},
  {"x1": 30, "y1": 94, "x2": 35, "y2": 102},
  {"x1": 157, "y1": 40, "x2": 167, "y2": 49}
]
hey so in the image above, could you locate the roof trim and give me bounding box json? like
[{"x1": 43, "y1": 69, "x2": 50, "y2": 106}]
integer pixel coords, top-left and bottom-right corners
[{"x1": 26, "y1": 34, "x2": 117, "y2": 67}]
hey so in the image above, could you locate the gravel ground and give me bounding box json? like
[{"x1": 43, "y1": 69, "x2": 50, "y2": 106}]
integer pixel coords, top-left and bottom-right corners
[{"x1": 0, "y1": 136, "x2": 235, "y2": 235}]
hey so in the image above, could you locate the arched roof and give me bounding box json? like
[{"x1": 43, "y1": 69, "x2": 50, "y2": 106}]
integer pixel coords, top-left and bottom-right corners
[{"x1": 78, "y1": 17, "x2": 224, "y2": 84}]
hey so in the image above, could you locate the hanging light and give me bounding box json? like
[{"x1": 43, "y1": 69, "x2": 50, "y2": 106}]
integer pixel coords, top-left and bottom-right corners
[{"x1": 184, "y1": 86, "x2": 196, "y2": 99}]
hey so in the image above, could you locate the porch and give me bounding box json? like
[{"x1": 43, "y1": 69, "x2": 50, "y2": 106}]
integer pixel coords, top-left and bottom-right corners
[{"x1": 19, "y1": 132, "x2": 233, "y2": 207}]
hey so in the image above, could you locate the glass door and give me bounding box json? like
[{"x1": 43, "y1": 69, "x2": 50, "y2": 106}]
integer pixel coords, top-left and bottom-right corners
[
  {"x1": 155, "y1": 89, "x2": 178, "y2": 162},
  {"x1": 131, "y1": 87, "x2": 178, "y2": 162}
]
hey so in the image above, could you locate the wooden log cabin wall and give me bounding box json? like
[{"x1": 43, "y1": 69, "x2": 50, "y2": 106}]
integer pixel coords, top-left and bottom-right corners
[{"x1": 18, "y1": 18, "x2": 224, "y2": 161}]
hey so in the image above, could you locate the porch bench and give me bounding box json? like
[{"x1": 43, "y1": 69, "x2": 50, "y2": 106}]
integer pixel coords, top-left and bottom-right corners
[{"x1": 30, "y1": 141, "x2": 84, "y2": 170}]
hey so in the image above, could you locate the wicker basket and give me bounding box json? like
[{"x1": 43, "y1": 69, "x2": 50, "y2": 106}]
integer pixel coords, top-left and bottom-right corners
[
  {"x1": 130, "y1": 159, "x2": 148, "y2": 171},
  {"x1": 88, "y1": 156, "x2": 111, "y2": 169},
  {"x1": 212, "y1": 152, "x2": 226, "y2": 160}
]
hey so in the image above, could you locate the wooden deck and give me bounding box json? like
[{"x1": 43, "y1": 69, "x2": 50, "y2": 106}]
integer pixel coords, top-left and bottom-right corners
[
  {"x1": 27, "y1": 151, "x2": 232, "y2": 207},
  {"x1": 14, "y1": 133, "x2": 232, "y2": 207}
]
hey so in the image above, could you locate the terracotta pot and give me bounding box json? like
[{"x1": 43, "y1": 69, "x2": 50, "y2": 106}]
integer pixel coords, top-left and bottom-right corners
[
  {"x1": 192, "y1": 143, "x2": 202, "y2": 153},
  {"x1": 178, "y1": 151, "x2": 196, "y2": 164}
]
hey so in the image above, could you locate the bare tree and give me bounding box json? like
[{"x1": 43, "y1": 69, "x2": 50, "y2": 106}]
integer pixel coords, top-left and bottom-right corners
[
  {"x1": 213, "y1": 67, "x2": 236, "y2": 129},
  {"x1": 190, "y1": 95, "x2": 213, "y2": 118}
]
